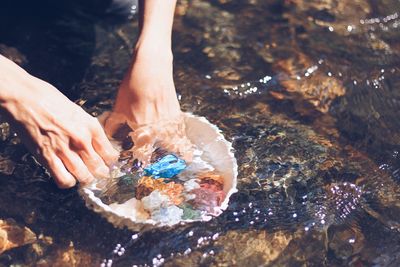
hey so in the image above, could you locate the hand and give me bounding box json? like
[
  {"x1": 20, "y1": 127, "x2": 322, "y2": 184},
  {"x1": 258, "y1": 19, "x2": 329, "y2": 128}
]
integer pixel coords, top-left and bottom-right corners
[
  {"x1": 0, "y1": 60, "x2": 119, "y2": 188},
  {"x1": 104, "y1": 45, "x2": 193, "y2": 164}
]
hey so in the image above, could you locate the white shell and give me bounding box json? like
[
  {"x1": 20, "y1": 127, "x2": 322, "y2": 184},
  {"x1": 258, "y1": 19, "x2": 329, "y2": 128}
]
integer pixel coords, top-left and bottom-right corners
[{"x1": 79, "y1": 113, "x2": 238, "y2": 231}]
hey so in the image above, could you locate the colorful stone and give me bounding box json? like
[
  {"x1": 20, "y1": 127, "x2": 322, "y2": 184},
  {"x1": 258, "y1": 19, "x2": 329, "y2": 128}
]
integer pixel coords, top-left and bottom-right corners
[
  {"x1": 135, "y1": 176, "x2": 165, "y2": 200},
  {"x1": 200, "y1": 182, "x2": 223, "y2": 192},
  {"x1": 151, "y1": 205, "x2": 183, "y2": 225},
  {"x1": 144, "y1": 154, "x2": 186, "y2": 178},
  {"x1": 180, "y1": 204, "x2": 203, "y2": 220},
  {"x1": 198, "y1": 172, "x2": 224, "y2": 185},
  {"x1": 183, "y1": 179, "x2": 200, "y2": 192},
  {"x1": 160, "y1": 182, "x2": 184, "y2": 206},
  {"x1": 141, "y1": 190, "x2": 171, "y2": 212},
  {"x1": 190, "y1": 187, "x2": 226, "y2": 213},
  {"x1": 197, "y1": 172, "x2": 224, "y2": 191}
]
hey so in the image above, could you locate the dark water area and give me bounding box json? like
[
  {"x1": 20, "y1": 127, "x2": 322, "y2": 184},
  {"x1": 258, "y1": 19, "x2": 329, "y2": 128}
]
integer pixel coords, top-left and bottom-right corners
[{"x1": 1, "y1": 0, "x2": 400, "y2": 266}]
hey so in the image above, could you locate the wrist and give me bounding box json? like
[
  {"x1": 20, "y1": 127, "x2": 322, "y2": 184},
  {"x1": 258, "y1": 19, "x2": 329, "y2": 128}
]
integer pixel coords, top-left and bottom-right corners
[
  {"x1": 134, "y1": 37, "x2": 173, "y2": 60},
  {"x1": 0, "y1": 56, "x2": 28, "y2": 107}
]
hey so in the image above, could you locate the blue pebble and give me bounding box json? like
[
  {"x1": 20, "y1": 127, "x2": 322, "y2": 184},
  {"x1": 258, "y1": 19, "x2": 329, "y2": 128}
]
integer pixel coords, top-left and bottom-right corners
[{"x1": 144, "y1": 154, "x2": 186, "y2": 178}]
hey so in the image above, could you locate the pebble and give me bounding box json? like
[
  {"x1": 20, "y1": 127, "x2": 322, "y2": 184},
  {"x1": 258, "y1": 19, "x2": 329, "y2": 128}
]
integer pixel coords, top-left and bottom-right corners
[
  {"x1": 144, "y1": 154, "x2": 186, "y2": 178},
  {"x1": 141, "y1": 190, "x2": 171, "y2": 212},
  {"x1": 136, "y1": 176, "x2": 166, "y2": 200},
  {"x1": 198, "y1": 172, "x2": 224, "y2": 187},
  {"x1": 184, "y1": 179, "x2": 200, "y2": 191},
  {"x1": 191, "y1": 187, "x2": 225, "y2": 213},
  {"x1": 151, "y1": 206, "x2": 183, "y2": 225},
  {"x1": 181, "y1": 204, "x2": 203, "y2": 220},
  {"x1": 160, "y1": 182, "x2": 184, "y2": 206}
]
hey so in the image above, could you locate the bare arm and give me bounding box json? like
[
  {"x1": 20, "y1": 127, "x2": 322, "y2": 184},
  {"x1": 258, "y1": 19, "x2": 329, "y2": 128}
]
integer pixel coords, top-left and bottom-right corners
[
  {"x1": 138, "y1": 0, "x2": 177, "y2": 47},
  {"x1": 105, "y1": 0, "x2": 193, "y2": 164}
]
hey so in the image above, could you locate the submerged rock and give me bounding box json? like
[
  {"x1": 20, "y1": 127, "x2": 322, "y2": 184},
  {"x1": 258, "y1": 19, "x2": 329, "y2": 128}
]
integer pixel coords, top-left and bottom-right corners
[
  {"x1": 151, "y1": 206, "x2": 183, "y2": 225},
  {"x1": 0, "y1": 219, "x2": 36, "y2": 254},
  {"x1": 136, "y1": 176, "x2": 167, "y2": 200},
  {"x1": 160, "y1": 182, "x2": 185, "y2": 206},
  {"x1": 183, "y1": 179, "x2": 200, "y2": 192},
  {"x1": 0, "y1": 122, "x2": 10, "y2": 142},
  {"x1": 144, "y1": 154, "x2": 186, "y2": 178},
  {"x1": 190, "y1": 187, "x2": 225, "y2": 214},
  {"x1": 181, "y1": 204, "x2": 203, "y2": 220},
  {"x1": 141, "y1": 190, "x2": 171, "y2": 212},
  {"x1": 198, "y1": 172, "x2": 224, "y2": 191}
]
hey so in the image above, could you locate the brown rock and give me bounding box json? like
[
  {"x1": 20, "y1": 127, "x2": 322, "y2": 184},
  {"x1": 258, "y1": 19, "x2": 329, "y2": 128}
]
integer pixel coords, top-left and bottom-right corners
[
  {"x1": 136, "y1": 176, "x2": 166, "y2": 200},
  {"x1": 0, "y1": 219, "x2": 36, "y2": 254},
  {"x1": 212, "y1": 230, "x2": 293, "y2": 265},
  {"x1": 136, "y1": 176, "x2": 185, "y2": 205},
  {"x1": 161, "y1": 182, "x2": 184, "y2": 206},
  {"x1": 36, "y1": 241, "x2": 98, "y2": 267},
  {"x1": 198, "y1": 172, "x2": 224, "y2": 185}
]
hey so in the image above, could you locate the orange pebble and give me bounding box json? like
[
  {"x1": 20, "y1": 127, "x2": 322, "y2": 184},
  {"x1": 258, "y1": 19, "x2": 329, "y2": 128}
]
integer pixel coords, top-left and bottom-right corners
[
  {"x1": 161, "y1": 182, "x2": 184, "y2": 205},
  {"x1": 198, "y1": 172, "x2": 224, "y2": 190},
  {"x1": 198, "y1": 172, "x2": 224, "y2": 183},
  {"x1": 136, "y1": 176, "x2": 165, "y2": 200}
]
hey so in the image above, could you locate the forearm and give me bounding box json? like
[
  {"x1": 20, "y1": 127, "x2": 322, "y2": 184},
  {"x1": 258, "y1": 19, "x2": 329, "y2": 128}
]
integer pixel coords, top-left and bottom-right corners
[
  {"x1": 0, "y1": 55, "x2": 30, "y2": 109},
  {"x1": 136, "y1": 0, "x2": 177, "y2": 51}
]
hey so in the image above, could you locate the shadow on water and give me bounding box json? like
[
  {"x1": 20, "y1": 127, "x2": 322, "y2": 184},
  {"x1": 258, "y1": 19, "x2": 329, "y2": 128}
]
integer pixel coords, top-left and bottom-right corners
[{"x1": 0, "y1": 0, "x2": 400, "y2": 266}]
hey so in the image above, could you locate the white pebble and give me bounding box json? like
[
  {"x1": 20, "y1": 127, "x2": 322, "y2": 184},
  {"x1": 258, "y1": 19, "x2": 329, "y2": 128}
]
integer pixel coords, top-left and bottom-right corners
[
  {"x1": 184, "y1": 179, "x2": 200, "y2": 191},
  {"x1": 151, "y1": 205, "x2": 183, "y2": 225},
  {"x1": 141, "y1": 190, "x2": 171, "y2": 211}
]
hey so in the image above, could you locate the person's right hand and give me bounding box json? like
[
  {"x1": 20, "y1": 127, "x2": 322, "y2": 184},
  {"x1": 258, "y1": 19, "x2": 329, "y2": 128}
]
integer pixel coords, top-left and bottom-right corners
[{"x1": 0, "y1": 56, "x2": 119, "y2": 188}]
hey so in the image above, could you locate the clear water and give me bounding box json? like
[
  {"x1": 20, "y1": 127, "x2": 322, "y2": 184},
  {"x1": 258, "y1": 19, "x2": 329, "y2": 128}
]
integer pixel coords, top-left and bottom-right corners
[{"x1": 1, "y1": 0, "x2": 400, "y2": 266}]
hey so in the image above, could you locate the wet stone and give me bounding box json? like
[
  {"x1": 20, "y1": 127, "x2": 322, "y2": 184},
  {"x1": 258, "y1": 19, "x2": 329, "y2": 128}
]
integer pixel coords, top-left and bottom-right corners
[
  {"x1": 144, "y1": 154, "x2": 186, "y2": 178},
  {"x1": 183, "y1": 179, "x2": 200, "y2": 192},
  {"x1": 97, "y1": 174, "x2": 141, "y2": 205},
  {"x1": 0, "y1": 158, "x2": 15, "y2": 176},
  {"x1": 137, "y1": 177, "x2": 184, "y2": 206},
  {"x1": 160, "y1": 182, "x2": 184, "y2": 206},
  {"x1": 325, "y1": 182, "x2": 363, "y2": 223},
  {"x1": 198, "y1": 172, "x2": 224, "y2": 190},
  {"x1": 200, "y1": 182, "x2": 223, "y2": 192},
  {"x1": 0, "y1": 219, "x2": 36, "y2": 254},
  {"x1": 190, "y1": 187, "x2": 225, "y2": 213},
  {"x1": 151, "y1": 206, "x2": 183, "y2": 225},
  {"x1": 141, "y1": 190, "x2": 171, "y2": 212},
  {"x1": 0, "y1": 122, "x2": 10, "y2": 142},
  {"x1": 136, "y1": 176, "x2": 166, "y2": 200},
  {"x1": 181, "y1": 204, "x2": 203, "y2": 220}
]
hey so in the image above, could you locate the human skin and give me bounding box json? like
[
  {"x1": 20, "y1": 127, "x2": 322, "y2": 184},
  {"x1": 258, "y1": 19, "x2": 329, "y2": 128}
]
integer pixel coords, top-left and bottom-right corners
[
  {"x1": 105, "y1": 0, "x2": 192, "y2": 164},
  {"x1": 0, "y1": 0, "x2": 185, "y2": 188},
  {"x1": 0, "y1": 55, "x2": 119, "y2": 188},
  {"x1": 105, "y1": 0, "x2": 180, "y2": 131}
]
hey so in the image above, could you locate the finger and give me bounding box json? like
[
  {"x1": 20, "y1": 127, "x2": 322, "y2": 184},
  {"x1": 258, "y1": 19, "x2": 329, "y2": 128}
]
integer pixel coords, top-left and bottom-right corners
[
  {"x1": 46, "y1": 154, "x2": 77, "y2": 189},
  {"x1": 58, "y1": 150, "x2": 95, "y2": 185},
  {"x1": 78, "y1": 145, "x2": 110, "y2": 178},
  {"x1": 129, "y1": 131, "x2": 155, "y2": 166},
  {"x1": 104, "y1": 113, "x2": 126, "y2": 139},
  {"x1": 92, "y1": 125, "x2": 120, "y2": 166},
  {"x1": 130, "y1": 127, "x2": 153, "y2": 147}
]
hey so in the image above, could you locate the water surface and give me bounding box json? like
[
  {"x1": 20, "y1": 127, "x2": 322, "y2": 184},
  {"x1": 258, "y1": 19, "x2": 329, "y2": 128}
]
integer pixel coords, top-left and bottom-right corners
[{"x1": 0, "y1": 0, "x2": 400, "y2": 266}]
